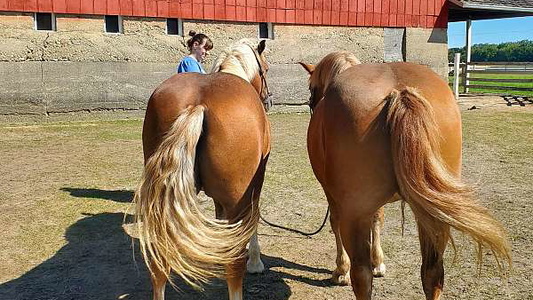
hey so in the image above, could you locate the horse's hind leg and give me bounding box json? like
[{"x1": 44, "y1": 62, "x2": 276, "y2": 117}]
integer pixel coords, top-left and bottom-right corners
[
  {"x1": 226, "y1": 255, "x2": 247, "y2": 300},
  {"x1": 418, "y1": 222, "x2": 450, "y2": 300},
  {"x1": 329, "y1": 197, "x2": 351, "y2": 285},
  {"x1": 247, "y1": 230, "x2": 265, "y2": 273},
  {"x1": 371, "y1": 207, "x2": 386, "y2": 277},
  {"x1": 246, "y1": 158, "x2": 267, "y2": 274},
  {"x1": 213, "y1": 201, "x2": 247, "y2": 299},
  {"x1": 342, "y1": 216, "x2": 374, "y2": 300},
  {"x1": 149, "y1": 260, "x2": 169, "y2": 300}
]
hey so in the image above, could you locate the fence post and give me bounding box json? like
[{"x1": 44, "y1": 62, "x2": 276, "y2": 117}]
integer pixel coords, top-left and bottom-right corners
[
  {"x1": 465, "y1": 19, "x2": 472, "y2": 93},
  {"x1": 453, "y1": 53, "x2": 461, "y2": 100}
]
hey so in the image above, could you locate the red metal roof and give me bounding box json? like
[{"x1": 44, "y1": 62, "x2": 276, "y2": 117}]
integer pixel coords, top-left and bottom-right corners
[{"x1": 0, "y1": 0, "x2": 448, "y2": 28}]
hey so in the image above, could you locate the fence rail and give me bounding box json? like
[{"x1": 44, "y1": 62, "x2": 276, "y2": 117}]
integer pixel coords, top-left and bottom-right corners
[
  {"x1": 464, "y1": 85, "x2": 533, "y2": 92},
  {"x1": 467, "y1": 78, "x2": 533, "y2": 83},
  {"x1": 467, "y1": 70, "x2": 532, "y2": 75},
  {"x1": 468, "y1": 61, "x2": 533, "y2": 66},
  {"x1": 448, "y1": 59, "x2": 533, "y2": 99}
]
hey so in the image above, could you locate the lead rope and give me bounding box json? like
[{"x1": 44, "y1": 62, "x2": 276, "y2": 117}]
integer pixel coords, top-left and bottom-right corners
[
  {"x1": 259, "y1": 205, "x2": 330, "y2": 237},
  {"x1": 248, "y1": 45, "x2": 327, "y2": 237}
]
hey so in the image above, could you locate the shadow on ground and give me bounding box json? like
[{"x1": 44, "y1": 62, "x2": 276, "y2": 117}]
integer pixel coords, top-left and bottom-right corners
[
  {"x1": 60, "y1": 187, "x2": 134, "y2": 202},
  {"x1": 0, "y1": 188, "x2": 335, "y2": 299}
]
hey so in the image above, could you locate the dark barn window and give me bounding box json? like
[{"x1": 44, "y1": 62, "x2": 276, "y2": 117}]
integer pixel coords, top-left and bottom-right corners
[
  {"x1": 105, "y1": 15, "x2": 122, "y2": 33},
  {"x1": 35, "y1": 13, "x2": 55, "y2": 31},
  {"x1": 259, "y1": 22, "x2": 274, "y2": 39},
  {"x1": 167, "y1": 18, "x2": 183, "y2": 36}
]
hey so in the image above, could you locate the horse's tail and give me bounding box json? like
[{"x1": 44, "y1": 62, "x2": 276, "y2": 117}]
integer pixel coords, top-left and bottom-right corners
[
  {"x1": 134, "y1": 105, "x2": 259, "y2": 289},
  {"x1": 386, "y1": 88, "x2": 511, "y2": 267}
]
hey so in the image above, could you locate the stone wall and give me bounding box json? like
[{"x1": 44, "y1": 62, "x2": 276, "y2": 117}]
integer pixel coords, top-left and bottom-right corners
[{"x1": 0, "y1": 12, "x2": 447, "y2": 114}]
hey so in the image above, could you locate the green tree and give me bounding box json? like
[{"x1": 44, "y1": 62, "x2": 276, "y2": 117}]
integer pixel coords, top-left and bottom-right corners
[{"x1": 448, "y1": 40, "x2": 533, "y2": 62}]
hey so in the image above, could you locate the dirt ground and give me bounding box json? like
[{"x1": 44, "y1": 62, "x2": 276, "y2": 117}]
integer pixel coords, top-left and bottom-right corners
[{"x1": 0, "y1": 96, "x2": 532, "y2": 300}]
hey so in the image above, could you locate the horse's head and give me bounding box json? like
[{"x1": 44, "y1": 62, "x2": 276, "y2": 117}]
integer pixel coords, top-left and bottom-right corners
[
  {"x1": 299, "y1": 51, "x2": 360, "y2": 112},
  {"x1": 211, "y1": 40, "x2": 272, "y2": 111}
]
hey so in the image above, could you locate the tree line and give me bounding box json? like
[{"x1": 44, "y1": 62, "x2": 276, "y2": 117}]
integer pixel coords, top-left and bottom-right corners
[{"x1": 448, "y1": 40, "x2": 533, "y2": 62}]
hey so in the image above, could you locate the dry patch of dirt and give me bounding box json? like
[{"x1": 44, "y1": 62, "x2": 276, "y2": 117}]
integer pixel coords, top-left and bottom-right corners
[{"x1": 0, "y1": 98, "x2": 531, "y2": 299}]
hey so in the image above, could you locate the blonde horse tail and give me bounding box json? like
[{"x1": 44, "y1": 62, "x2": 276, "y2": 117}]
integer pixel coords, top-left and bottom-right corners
[
  {"x1": 386, "y1": 88, "x2": 511, "y2": 268},
  {"x1": 134, "y1": 105, "x2": 259, "y2": 289}
]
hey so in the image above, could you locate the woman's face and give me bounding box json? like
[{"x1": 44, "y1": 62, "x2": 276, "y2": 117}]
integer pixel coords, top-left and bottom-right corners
[{"x1": 192, "y1": 39, "x2": 209, "y2": 62}]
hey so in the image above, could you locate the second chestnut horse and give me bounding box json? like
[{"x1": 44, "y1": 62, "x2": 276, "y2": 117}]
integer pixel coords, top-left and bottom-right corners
[{"x1": 300, "y1": 52, "x2": 511, "y2": 300}]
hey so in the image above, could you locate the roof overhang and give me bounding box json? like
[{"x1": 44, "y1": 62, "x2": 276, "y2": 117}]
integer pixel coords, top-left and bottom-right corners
[{"x1": 448, "y1": 0, "x2": 533, "y2": 21}]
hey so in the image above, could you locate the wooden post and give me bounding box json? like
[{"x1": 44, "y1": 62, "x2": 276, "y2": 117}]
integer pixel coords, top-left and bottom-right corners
[
  {"x1": 453, "y1": 53, "x2": 461, "y2": 100},
  {"x1": 465, "y1": 19, "x2": 472, "y2": 93}
]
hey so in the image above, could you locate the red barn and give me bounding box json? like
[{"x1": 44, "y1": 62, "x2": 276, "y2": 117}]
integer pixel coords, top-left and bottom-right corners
[
  {"x1": 0, "y1": 0, "x2": 449, "y2": 28},
  {"x1": 0, "y1": 0, "x2": 530, "y2": 113}
]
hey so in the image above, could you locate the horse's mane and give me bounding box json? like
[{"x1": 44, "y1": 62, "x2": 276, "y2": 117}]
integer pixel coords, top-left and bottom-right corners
[
  {"x1": 210, "y1": 39, "x2": 260, "y2": 83},
  {"x1": 310, "y1": 51, "x2": 361, "y2": 92}
]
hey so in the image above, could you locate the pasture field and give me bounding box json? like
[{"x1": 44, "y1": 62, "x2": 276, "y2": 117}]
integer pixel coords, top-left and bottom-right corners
[{"x1": 0, "y1": 98, "x2": 532, "y2": 299}]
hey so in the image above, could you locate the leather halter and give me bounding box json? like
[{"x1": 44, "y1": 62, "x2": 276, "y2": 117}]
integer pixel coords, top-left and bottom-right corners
[
  {"x1": 248, "y1": 45, "x2": 273, "y2": 111},
  {"x1": 308, "y1": 87, "x2": 324, "y2": 115}
]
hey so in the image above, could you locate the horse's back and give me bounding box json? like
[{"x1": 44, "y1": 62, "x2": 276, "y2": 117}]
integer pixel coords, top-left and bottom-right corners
[
  {"x1": 326, "y1": 62, "x2": 460, "y2": 152},
  {"x1": 331, "y1": 62, "x2": 455, "y2": 111}
]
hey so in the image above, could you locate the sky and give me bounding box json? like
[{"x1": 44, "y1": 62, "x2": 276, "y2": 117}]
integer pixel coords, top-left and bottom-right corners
[{"x1": 448, "y1": 16, "x2": 533, "y2": 48}]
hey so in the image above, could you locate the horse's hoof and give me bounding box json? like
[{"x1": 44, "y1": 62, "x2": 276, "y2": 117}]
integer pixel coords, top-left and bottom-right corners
[
  {"x1": 332, "y1": 271, "x2": 351, "y2": 286},
  {"x1": 372, "y1": 263, "x2": 386, "y2": 277},
  {"x1": 246, "y1": 259, "x2": 265, "y2": 274}
]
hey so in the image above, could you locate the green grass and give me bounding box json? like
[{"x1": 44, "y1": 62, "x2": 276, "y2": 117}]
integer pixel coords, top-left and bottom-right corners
[{"x1": 449, "y1": 73, "x2": 533, "y2": 96}]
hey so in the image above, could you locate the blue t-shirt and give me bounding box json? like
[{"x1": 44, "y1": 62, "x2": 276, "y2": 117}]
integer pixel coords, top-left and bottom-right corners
[{"x1": 177, "y1": 56, "x2": 206, "y2": 74}]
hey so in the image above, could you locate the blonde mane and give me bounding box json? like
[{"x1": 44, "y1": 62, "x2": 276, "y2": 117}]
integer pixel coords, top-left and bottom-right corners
[
  {"x1": 310, "y1": 51, "x2": 361, "y2": 94},
  {"x1": 210, "y1": 39, "x2": 261, "y2": 83}
]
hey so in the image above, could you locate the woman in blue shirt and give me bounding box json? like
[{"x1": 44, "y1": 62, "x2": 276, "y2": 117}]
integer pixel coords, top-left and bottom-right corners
[{"x1": 177, "y1": 31, "x2": 213, "y2": 74}]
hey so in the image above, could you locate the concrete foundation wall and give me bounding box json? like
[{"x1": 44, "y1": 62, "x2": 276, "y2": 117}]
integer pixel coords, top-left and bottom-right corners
[
  {"x1": 0, "y1": 13, "x2": 447, "y2": 115},
  {"x1": 405, "y1": 27, "x2": 449, "y2": 79},
  {"x1": 0, "y1": 61, "x2": 172, "y2": 114}
]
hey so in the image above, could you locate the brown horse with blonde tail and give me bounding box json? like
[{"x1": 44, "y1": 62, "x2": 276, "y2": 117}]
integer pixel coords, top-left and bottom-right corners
[
  {"x1": 133, "y1": 39, "x2": 271, "y2": 300},
  {"x1": 299, "y1": 52, "x2": 511, "y2": 300}
]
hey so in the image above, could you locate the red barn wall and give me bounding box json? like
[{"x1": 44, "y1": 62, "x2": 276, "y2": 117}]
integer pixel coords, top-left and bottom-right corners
[{"x1": 0, "y1": 0, "x2": 448, "y2": 28}]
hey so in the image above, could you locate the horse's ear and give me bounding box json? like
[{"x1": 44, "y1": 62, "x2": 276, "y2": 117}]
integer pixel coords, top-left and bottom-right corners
[
  {"x1": 298, "y1": 62, "x2": 315, "y2": 75},
  {"x1": 257, "y1": 40, "x2": 266, "y2": 55}
]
